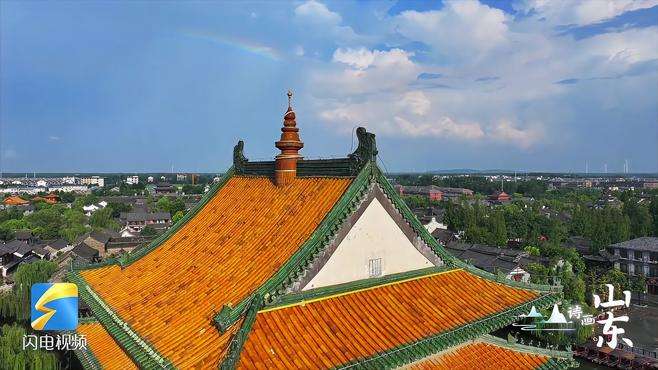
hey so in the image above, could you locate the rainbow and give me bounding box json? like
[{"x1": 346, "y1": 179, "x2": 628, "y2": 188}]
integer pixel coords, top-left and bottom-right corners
[{"x1": 180, "y1": 30, "x2": 281, "y2": 61}]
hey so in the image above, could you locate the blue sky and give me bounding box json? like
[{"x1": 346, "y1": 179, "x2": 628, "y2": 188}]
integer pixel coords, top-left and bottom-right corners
[{"x1": 1, "y1": 0, "x2": 657, "y2": 173}]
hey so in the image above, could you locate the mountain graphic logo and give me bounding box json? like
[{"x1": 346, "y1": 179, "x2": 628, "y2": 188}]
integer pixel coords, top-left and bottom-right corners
[{"x1": 30, "y1": 283, "x2": 78, "y2": 331}]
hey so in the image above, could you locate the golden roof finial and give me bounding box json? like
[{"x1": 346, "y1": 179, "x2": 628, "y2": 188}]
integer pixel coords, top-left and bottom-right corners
[{"x1": 287, "y1": 89, "x2": 293, "y2": 109}]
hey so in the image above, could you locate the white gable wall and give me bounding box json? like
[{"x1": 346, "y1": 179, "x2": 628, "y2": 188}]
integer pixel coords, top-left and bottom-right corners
[{"x1": 302, "y1": 197, "x2": 434, "y2": 290}]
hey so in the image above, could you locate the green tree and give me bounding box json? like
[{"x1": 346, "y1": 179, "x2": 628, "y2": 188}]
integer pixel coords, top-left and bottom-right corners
[
  {"x1": 624, "y1": 202, "x2": 652, "y2": 238},
  {"x1": 402, "y1": 195, "x2": 428, "y2": 210},
  {"x1": 140, "y1": 225, "x2": 158, "y2": 237},
  {"x1": 487, "y1": 211, "x2": 507, "y2": 246},
  {"x1": 0, "y1": 260, "x2": 57, "y2": 322},
  {"x1": 25, "y1": 207, "x2": 64, "y2": 239},
  {"x1": 60, "y1": 208, "x2": 88, "y2": 243},
  {"x1": 524, "y1": 245, "x2": 540, "y2": 256},
  {"x1": 649, "y1": 196, "x2": 658, "y2": 236},
  {"x1": 89, "y1": 207, "x2": 119, "y2": 231},
  {"x1": 107, "y1": 202, "x2": 132, "y2": 218},
  {"x1": 157, "y1": 197, "x2": 185, "y2": 216},
  {"x1": 0, "y1": 324, "x2": 60, "y2": 369},
  {"x1": 182, "y1": 184, "x2": 204, "y2": 194},
  {"x1": 562, "y1": 273, "x2": 586, "y2": 303},
  {"x1": 172, "y1": 210, "x2": 185, "y2": 224}
]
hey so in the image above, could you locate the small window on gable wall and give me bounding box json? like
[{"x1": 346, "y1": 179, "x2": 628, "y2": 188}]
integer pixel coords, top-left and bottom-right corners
[{"x1": 368, "y1": 258, "x2": 382, "y2": 278}]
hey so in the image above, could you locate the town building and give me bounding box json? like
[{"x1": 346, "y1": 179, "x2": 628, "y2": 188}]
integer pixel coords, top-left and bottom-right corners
[
  {"x1": 154, "y1": 182, "x2": 176, "y2": 194},
  {"x1": 42, "y1": 238, "x2": 72, "y2": 257},
  {"x1": 74, "y1": 231, "x2": 118, "y2": 258},
  {"x1": 488, "y1": 190, "x2": 511, "y2": 204},
  {"x1": 119, "y1": 211, "x2": 171, "y2": 233},
  {"x1": 609, "y1": 237, "x2": 658, "y2": 295},
  {"x1": 80, "y1": 176, "x2": 105, "y2": 187},
  {"x1": 126, "y1": 175, "x2": 139, "y2": 185},
  {"x1": 48, "y1": 184, "x2": 90, "y2": 193},
  {"x1": 3, "y1": 195, "x2": 29, "y2": 206},
  {"x1": 436, "y1": 186, "x2": 475, "y2": 201},
  {"x1": 70, "y1": 98, "x2": 573, "y2": 369},
  {"x1": 444, "y1": 242, "x2": 553, "y2": 284},
  {"x1": 396, "y1": 185, "x2": 443, "y2": 201}
]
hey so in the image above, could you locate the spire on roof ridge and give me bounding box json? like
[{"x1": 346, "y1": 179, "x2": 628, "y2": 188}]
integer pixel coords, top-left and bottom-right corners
[{"x1": 275, "y1": 90, "x2": 304, "y2": 186}]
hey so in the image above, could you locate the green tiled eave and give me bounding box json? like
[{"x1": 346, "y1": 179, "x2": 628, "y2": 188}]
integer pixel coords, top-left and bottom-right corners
[
  {"x1": 479, "y1": 334, "x2": 577, "y2": 369},
  {"x1": 67, "y1": 166, "x2": 238, "y2": 368},
  {"x1": 67, "y1": 272, "x2": 175, "y2": 369}
]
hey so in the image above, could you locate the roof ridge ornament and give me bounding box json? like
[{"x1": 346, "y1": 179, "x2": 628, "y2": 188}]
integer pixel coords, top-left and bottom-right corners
[{"x1": 348, "y1": 127, "x2": 378, "y2": 171}]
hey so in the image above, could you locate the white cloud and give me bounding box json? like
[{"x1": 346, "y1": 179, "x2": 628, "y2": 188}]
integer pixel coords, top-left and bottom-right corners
[
  {"x1": 395, "y1": 0, "x2": 508, "y2": 61},
  {"x1": 398, "y1": 91, "x2": 430, "y2": 116},
  {"x1": 303, "y1": 1, "x2": 656, "y2": 156},
  {"x1": 294, "y1": 45, "x2": 305, "y2": 56},
  {"x1": 394, "y1": 116, "x2": 485, "y2": 140},
  {"x1": 514, "y1": 0, "x2": 658, "y2": 26},
  {"x1": 295, "y1": 0, "x2": 341, "y2": 25},
  {"x1": 489, "y1": 120, "x2": 543, "y2": 149},
  {"x1": 332, "y1": 48, "x2": 376, "y2": 69},
  {"x1": 49, "y1": 135, "x2": 60, "y2": 141},
  {"x1": 293, "y1": 1, "x2": 363, "y2": 44},
  {"x1": 314, "y1": 48, "x2": 418, "y2": 96}
]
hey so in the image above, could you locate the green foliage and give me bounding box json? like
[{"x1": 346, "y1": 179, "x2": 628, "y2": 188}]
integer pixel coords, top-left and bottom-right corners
[
  {"x1": 0, "y1": 218, "x2": 30, "y2": 241},
  {"x1": 488, "y1": 210, "x2": 507, "y2": 246},
  {"x1": 650, "y1": 196, "x2": 658, "y2": 236},
  {"x1": 569, "y1": 206, "x2": 630, "y2": 250},
  {"x1": 0, "y1": 324, "x2": 60, "y2": 370},
  {"x1": 0, "y1": 209, "x2": 24, "y2": 223},
  {"x1": 172, "y1": 210, "x2": 185, "y2": 224},
  {"x1": 140, "y1": 225, "x2": 158, "y2": 237},
  {"x1": 0, "y1": 261, "x2": 57, "y2": 322},
  {"x1": 630, "y1": 273, "x2": 646, "y2": 294},
  {"x1": 72, "y1": 194, "x2": 98, "y2": 210},
  {"x1": 524, "y1": 245, "x2": 540, "y2": 256},
  {"x1": 182, "y1": 184, "x2": 204, "y2": 194},
  {"x1": 54, "y1": 191, "x2": 75, "y2": 203},
  {"x1": 401, "y1": 195, "x2": 429, "y2": 209},
  {"x1": 623, "y1": 201, "x2": 652, "y2": 238},
  {"x1": 561, "y1": 273, "x2": 586, "y2": 303},
  {"x1": 107, "y1": 202, "x2": 131, "y2": 218},
  {"x1": 88, "y1": 207, "x2": 119, "y2": 231},
  {"x1": 597, "y1": 268, "x2": 630, "y2": 300},
  {"x1": 156, "y1": 197, "x2": 185, "y2": 216},
  {"x1": 25, "y1": 208, "x2": 64, "y2": 240},
  {"x1": 527, "y1": 263, "x2": 551, "y2": 285},
  {"x1": 59, "y1": 209, "x2": 88, "y2": 243}
]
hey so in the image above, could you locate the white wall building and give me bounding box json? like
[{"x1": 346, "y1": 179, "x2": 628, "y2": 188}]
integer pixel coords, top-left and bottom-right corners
[
  {"x1": 48, "y1": 185, "x2": 89, "y2": 193},
  {"x1": 126, "y1": 175, "x2": 139, "y2": 185},
  {"x1": 81, "y1": 176, "x2": 105, "y2": 187}
]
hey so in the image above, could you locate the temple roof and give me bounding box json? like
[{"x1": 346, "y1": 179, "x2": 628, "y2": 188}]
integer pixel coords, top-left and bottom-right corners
[
  {"x1": 69, "y1": 118, "x2": 563, "y2": 368},
  {"x1": 236, "y1": 269, "x2": 554, "y2": 369},
  {"x1": 78, "y1": 176, "x2": 352, "y2": 368},
  {"x1": 3, "y1": 195, "x2": 29, "y2": 205},
  {"x1": 407, "y1": 337, "x2": 572, "y2": 370},
  {"x1": 76, "y1": 322, "x2": 137, "y2": 370}
]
